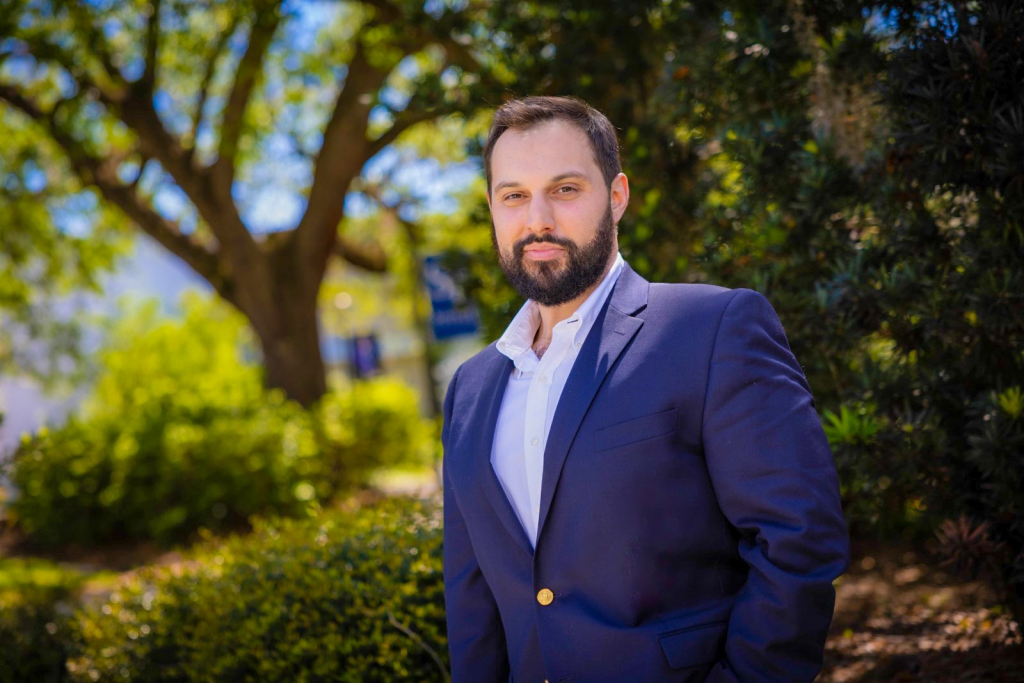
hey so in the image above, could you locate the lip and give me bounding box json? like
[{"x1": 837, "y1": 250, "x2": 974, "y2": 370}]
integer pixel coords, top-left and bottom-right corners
[{"x1": 523, "y1": 247, "x2": 565, "y2": 260}]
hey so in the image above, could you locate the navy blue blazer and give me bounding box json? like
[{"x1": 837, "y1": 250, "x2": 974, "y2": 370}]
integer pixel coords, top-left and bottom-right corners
[{"x1": 441, "y1": 263, "x2": 849, "y2": 682}]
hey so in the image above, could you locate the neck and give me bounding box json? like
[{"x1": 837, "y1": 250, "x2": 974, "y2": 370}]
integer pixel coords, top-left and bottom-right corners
[{"x1": 533, "y1": 251, "x2": 617, "y2": 351}]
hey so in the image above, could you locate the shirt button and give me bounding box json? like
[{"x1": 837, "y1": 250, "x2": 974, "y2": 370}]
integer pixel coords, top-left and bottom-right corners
[
  {"x1": 575, "y1": 341, "x2": 581, "y2": 350},
  {"x1": 538, "y1": 374, "x2": 548, "y2": 383},
  {"x1": 536, "y1": 588, "x2": 554, "y2": 605},
  {"x1": 531, "y1": 437, "x2": 539, "y2": 446}
]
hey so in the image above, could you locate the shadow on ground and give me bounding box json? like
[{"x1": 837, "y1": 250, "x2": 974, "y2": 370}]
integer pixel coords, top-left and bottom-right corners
[{"x1": 821, "y1": 541, "x2": 1024, "y2": 682}]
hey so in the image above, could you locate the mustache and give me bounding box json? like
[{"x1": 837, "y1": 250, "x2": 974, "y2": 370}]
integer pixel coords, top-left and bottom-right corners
[{"x1": 512, "y1": 234, "x2": 576, "y2": 259}]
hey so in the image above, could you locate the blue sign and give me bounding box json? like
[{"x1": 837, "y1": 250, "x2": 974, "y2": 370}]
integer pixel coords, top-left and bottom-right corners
[
  {"x1": 424, "y1": 255, "x2": 480, "y2": 340},
  {"x1": 351, "y1": 334, "x2": 382, "y2": 378}
]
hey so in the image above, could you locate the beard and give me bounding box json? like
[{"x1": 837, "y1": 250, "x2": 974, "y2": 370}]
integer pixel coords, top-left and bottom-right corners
[{"x1": 492, "y1": 202, "x2": 617, "y2": 307}]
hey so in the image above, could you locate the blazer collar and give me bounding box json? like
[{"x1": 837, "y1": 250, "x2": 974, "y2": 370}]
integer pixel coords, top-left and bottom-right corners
[{"x1": 606, "y1": 260, "x2": 649, "y2": 317}]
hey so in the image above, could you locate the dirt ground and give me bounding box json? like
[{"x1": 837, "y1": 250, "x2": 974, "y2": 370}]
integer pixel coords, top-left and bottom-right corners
[{"x1": 821, "y1": 541, "x2": 1024, "y2": 682}]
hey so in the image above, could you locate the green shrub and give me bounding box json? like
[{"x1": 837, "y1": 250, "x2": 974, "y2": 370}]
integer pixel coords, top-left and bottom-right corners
[
  {"x1": 312, "y1": 377, "x2": 435, "y2": 498},
  {"x1": 958, "y1": 388, "x2": 1024, "y2": 617},
  {"x1": 822, "y1": 401, "x2": 941, "y2": 539},
  {"x1": 68, "y1": 496, "x2": 447, "y2": 682},
  {"x1": 4, "y1": 293, "x2": 433, "y2": 547},
  {"x1": 7, "y1": 392, "x2": 319, "y2": 547},
  {"x1": 0, "y1": 559, "x2": 88, "y2": 683}
]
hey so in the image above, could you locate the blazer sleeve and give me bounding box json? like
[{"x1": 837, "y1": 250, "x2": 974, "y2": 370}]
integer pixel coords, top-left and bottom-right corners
[
  {"x1": 441, "y1": 366, "x2": 511, "y2": 682},
  {"x1": 700, "y1": 289, "x2": 850, "y2": 683}
]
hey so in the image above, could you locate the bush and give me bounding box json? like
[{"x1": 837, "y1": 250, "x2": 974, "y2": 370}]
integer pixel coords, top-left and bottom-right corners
[
  {"x1": 822, "y1": 402, "x2": 940, "y2": 539},
  {"x1": 68, "y1": 496, "x2": 447, "y2": 682},
  {"x1": 0, "y1": 559, "x2": 88, "y2": 683},
  {"x1": 312, "y1": 378, "x2": 435, "y2": 498},
  {"x1": 3, "y1": 294, "x2": 434, "y2": 547}
]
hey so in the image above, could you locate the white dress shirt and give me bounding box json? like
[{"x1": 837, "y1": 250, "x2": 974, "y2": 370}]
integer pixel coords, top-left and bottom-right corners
[{"x1": 490, "y1": 252, "x2": 625, "y2": 548}]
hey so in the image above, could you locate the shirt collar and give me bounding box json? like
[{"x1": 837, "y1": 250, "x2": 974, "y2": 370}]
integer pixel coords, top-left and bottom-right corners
[{"x1": 496, "y1": 252, "x2": 625, "y2": 367}]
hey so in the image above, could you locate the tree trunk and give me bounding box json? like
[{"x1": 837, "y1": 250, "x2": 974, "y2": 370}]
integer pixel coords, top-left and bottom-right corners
[
  {"x1": 237, "y1": 239, "x2": 328, "y2": 408},
  {"x1": 256, "y1": 301, "x2": 327, "y2": 408}
]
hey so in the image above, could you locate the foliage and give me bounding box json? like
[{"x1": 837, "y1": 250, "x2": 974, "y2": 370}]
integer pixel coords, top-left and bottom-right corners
[
  {"x1": 67, "y1": 496, "x2": 447, "y2": 682},
  {"x1": 822, "y1": 403, "x2": 883, "y2": 446},
  {"x1": 689, "y1": 0, "x2": 1024, "y2": 616},
  {"x1": 0, "y1": 106, "x2": 132, "y2": 389},
  {"x1": 839, "y1": 1, "x2": 1024, "y2": 618},
  {"x1": 3, "y1": 292, "x2": 433, "y2": 547},
  {"x1": 0, "y1": 558, "x2": 91, "y2": 683},
  {"x1": 313, "y1": 376, "x2": 435, "y2": 498}
]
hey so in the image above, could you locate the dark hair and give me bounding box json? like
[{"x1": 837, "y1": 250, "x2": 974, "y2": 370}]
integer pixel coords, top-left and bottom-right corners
[{"x1": 483, "y1": 96, "x2": 622, "y2": 192}]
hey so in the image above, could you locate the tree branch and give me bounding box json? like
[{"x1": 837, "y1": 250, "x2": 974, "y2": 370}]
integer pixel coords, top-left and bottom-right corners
[
  {"x1": 187, "y1": 12, "x2": 241, "y2": 159},
  {"x1": 25, "y1": 31, "x2": 128, "y2": 104},
  {"x1": 365, "y1": 106, "x2": 445, "y2": 159},
  {"x1": 22, "y1": 5, "x2": 258, "y2": 261},
  {"x1": 0, "y1": 84, "x2": 234, "y2": 302},
  {"x1": 142, "y1": 0, "x2": 163, "y2": 87},
  {"x1": 334, "y1": 235, "x2": 388, "y2": 272},
  {"x1": 435, "y1": 35, "x2": 484, "y2": 75},
  {"x1": 60, "y1": 1, "x2": 125, "y2": 87},
  {"x1": 117, "y1": 86, "x2": 255, "y2": 255},
  {"x1": 358, "y1": 0, "x2": 485, "y2": 74},
  {"x1": 295, "y1": 39, "x2": 392, "y2": 277},
  {"x1": 212, "y1": 4, "x2": 282, "y2": 191},
  {"x1": 353, "y1": 0, "x2": 402, "y2": 23},
  {"x1": 294, "y1": 0, "x2": 488, "y2": 279},
  {"x1": 0, "y1": 82, "x2": 46, "y2": 122}
]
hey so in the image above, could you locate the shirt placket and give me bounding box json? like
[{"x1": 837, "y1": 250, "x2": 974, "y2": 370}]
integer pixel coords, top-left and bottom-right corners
[{"x1": 523, "y1": 321, "x2": 577, "y2": 534}]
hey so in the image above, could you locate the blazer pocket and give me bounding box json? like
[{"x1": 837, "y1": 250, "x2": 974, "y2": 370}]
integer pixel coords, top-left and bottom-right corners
[
  {"x1": 593, "y1": 408, "x2": 678, "y2": 453},
  {"x1": 657, "y1": 619, "x2": 728, "y2": 670}
]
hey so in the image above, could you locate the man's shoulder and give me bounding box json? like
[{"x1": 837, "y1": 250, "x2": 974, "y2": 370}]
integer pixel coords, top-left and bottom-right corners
[
  {"x1": 450, "y1": 340, "x2": 503, "y2": 385},
  {"x1": 645, "y1": 280, "x2": 746, "y2": 316},
  {"x1": 644, "y1": 281, "x2": 783, "y2": 343}
]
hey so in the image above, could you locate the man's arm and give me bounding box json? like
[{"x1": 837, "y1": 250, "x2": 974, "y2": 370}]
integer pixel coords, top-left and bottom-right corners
[
  {"x1": 700, "y1": 289, "x2": 850, "y2": 683},
  {"x1": 441, "y1": 366, "x2": 511, "y2": 682}
]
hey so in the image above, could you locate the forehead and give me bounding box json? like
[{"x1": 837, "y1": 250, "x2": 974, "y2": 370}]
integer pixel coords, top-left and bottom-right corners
[{"x1": 490, "y1": 119, "x2": 599, "y2": 185}]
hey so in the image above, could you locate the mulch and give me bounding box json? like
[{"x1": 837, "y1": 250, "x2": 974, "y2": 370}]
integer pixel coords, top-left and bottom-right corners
[{"x1": 821, "y1": 541, "x2": 1024, "y2": 682}]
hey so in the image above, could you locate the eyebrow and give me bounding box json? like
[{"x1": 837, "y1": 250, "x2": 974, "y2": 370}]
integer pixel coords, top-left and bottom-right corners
[{"x1": 492, "y1": 170, "x2": 592, "y2": 195}]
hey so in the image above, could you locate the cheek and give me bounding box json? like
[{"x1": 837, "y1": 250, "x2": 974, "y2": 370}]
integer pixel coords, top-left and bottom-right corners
[
  {"x1": 553, "y1": 199, "x2": 597, "y2": 236},
  {"x1": 492, "y1": 217, "x2": 521, "y2": 252}
]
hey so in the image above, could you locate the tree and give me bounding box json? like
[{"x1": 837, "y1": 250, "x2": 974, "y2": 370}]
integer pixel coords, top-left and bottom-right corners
[{"x1": 0, "y1": 0, "x2": 490, "y2": 405}]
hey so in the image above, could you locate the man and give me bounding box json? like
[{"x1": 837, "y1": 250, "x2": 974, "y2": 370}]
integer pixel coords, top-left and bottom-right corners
[{"x1": 441, "y1": 95, "x2": 849, "y2": 682}]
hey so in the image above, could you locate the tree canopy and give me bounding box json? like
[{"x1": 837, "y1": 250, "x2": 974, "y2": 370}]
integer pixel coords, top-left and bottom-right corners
[{"x1": 0, "y1": 0, "x2": 496, "y2": 404}]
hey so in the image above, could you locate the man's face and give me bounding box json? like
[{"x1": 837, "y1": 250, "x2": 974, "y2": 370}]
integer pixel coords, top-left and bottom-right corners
[{"x1": 487, "y1": 119, "x2": 629, "y2": 307}]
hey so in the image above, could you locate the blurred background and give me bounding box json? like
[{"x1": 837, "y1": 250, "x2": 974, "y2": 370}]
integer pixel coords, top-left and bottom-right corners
[{"x1": 0, "y1": 0, "x2": 1022, "y2": 680}]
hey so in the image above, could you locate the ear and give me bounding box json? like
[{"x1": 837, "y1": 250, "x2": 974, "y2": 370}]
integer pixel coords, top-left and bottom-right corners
[
  {"x1": 609, "y1": 172, "x2": 630, "y2": 223},
  {"x1": 485, "y1": 187, "x2": 492, "y2": 211}
]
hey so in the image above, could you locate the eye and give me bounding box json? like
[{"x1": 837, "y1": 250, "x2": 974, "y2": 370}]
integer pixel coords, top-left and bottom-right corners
[
  {"x1": 503, "y1": 192, "x2": 524, "y2": 201},
  {"x1": 555, "y1": 185, "x2": 579, "y2": 195}
]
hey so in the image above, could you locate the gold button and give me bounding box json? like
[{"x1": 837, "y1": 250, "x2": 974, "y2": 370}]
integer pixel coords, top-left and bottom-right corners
[{"x1": 536, "y1": 588, "x2": 554, "y2": 606}]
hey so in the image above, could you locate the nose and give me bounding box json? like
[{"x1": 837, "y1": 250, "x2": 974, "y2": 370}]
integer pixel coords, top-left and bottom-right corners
[{"x1": 523, "y1": 194, "x2": 555, "y2": 235}]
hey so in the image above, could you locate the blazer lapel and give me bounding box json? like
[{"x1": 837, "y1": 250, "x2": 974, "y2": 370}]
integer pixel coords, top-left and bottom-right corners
[
  {"x1": 470, "y1": 351, "x2": 536, "y2": 557},
  {"x1": 535, "y1": 264, "x2": 650, "y2": 544}
]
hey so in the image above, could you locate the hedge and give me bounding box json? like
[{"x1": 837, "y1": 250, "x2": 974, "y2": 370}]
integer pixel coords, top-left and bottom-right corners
[{"x1": 67, "y1": 496, "x2": 447, "y2": 682}]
